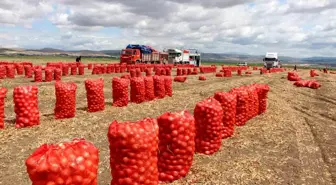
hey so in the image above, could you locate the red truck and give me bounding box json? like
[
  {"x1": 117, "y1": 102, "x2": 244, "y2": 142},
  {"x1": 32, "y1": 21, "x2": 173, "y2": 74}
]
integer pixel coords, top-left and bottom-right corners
[{"x1": 120, "y1": 44, "x2": 168, "y2": 64}]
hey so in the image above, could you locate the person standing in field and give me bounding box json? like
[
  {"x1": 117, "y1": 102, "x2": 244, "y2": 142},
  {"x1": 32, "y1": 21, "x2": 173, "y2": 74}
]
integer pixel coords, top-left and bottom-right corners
[
  {"x1": 294, "y1": 65, "x2": 297, "y2": 71},
  {"x1": 76, "y1": 56, "x2": 81, "y2": 63},
  {"x1": 323, "y1": 66, "x2": 328, "y2": 73}
]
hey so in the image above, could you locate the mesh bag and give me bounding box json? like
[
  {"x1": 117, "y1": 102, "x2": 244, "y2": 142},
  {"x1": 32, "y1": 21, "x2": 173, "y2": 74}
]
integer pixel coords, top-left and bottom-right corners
[
  {"x1": 0, "y1": 66, "x2": 6, "y2": 79},
  {"x1": 112, "y1": 77, "x2": 129, "y2": 107},
  {"x1": 144, "y1": 76, "x2": 155, "y2": 101},
  {"x1": 54, "y1": 68, "x2": 62, "y2": 81},
  {"x1": 199, "y1": 76, "x2": 206, "y2": 81},
  {"x1": 16, "y1": 64, "x2": 24, "y2": 75},
  {"x1": 85, "y1": 78, "x2": 105, "y2": 112},
  {"x1": 164, "y1": 76, "x2": 173, "y2": 97},
  {"x1": 230, "y1": 87, "x2": 249, "y2": 126},
  {"x1": 157, "y1": 110, "x2": 195, "y2": 183},
  {"x1": 34, "y1": 68, "x2": 43, "y2": 82},
  {"x1": 154, "y1": 76, "x2": 166, "y2": 99},
  {"x1": 62, "y1": 65, "x2": 69, "y2": 76},
  {"x1": 0, "y1": 88, "x2": 7, "y2": 129},
  {"x1": 54, "y1": 82, "x2": 77, "y2": 119},
  {"x1": 130, "y1": 77, "x2": 146, "y2": 104},
  {"x1": 45, "y1": 68, "x2": 54, "y2": 82},
  {"x1": 214, "y1": 92, "x2": 237, "y2": 138},
  {"x1": 194, "y1": 97, "x2": 223, "y2": 155},
  {"x1": 26, "y1": 138, "x2": 99, "y2": 185},
  {"x1": 174, "y1": 76, "x2": 187, "y2": 83},
  {"x1": 108, "y1": 118, "x2": 159, "y2": 185},
  {"x1": 6, "y1": 65, "x2": 15, "y2": 78},
  {"x1": 13, "y1": 86, "x2": 40, "y2": 128},
  {"x1": 78, "y1": 65, "x2": 85, "y2": 75},
  {"x1": 24, "y1": 66, "x2": 33, "y2": 78},
  {"x1": 71, "y1": 65, "x2": 77, "y2": 75}
]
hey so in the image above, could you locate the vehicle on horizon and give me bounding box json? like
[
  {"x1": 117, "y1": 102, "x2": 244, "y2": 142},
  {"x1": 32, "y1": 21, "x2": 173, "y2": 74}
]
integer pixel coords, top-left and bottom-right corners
[
  {"x1": 120, "y1": 44, "x2": 168, "y2": 64},
  {"x1": 237, "y1": 62, "x2": 247, "y2": 66},
  {"x1": 164, "y1": 48, "x2": 201, "y2": 66},
  {"x1": 263, "y1": 52, "x2": 281, "y2": 69},
  {"x1": 188, "y1": 49, "x2": 201, "y2": 67}
]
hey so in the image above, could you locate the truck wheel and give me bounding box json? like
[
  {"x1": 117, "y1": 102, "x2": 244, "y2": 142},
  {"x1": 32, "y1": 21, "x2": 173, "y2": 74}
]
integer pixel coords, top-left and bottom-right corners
[
  {"x1": 136, "y1": 60, "x2": 140, "y2": 63},
  {"x1": 179, "y1": 61, "x2": 183, "y2": 64}
]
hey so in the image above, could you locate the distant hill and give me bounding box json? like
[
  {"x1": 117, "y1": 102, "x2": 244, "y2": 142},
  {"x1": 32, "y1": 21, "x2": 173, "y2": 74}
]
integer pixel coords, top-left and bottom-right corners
[
  {"x1": 100, "y1": 50, "x2": 120, "y2": 56},
  {"x1": 200, "y1": 53, "x2": 301, "y2": 63},
  {"x1": 0, "y1": 47, "x2": 335, "y2": 66},
  {"x1": 1, "y1": 47, "x2": 110, "y2": 57},
  {"x1": 29, "y1": 48, "x2": 65, "y2": 53},
  {"x1": 299, "y1": 57, "x2": 336, "y2": 67},
  {"x1": 302, "y1": 57, "x2": 336, "y2": 63}
]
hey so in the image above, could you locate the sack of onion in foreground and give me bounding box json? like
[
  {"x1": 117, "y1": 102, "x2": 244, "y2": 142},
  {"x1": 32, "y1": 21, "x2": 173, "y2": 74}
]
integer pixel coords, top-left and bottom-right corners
[
  {"x1": 25, "y1": 138, "x2": 99, "y2": 185},
  {"x1": 107, "y1": 118, "x2": 159, "y2": 185},
  {"x1": 157, "y1": 111, "x2": 196, "y2": 183}
]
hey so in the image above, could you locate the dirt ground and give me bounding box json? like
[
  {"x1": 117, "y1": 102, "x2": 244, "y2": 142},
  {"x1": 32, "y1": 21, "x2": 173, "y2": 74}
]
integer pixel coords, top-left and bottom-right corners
[{"x1": 0, "y1": 67, "x2": 335, "y2": 185}]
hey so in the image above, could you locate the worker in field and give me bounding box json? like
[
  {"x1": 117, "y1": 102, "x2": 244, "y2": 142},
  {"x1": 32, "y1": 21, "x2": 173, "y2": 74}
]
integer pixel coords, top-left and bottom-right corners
[
  {"x1": 294, "y1": 65, "x2": 297, "y2": 71},
  {"x1": 323, "y1": 66, "x2": 328, "y2": 73},
  {"x1": 76, "y1": 56, "x2": 81, "y2": 63}
]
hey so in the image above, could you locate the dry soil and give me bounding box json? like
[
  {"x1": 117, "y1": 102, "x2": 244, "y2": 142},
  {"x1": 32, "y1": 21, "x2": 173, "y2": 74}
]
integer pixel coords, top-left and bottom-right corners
[{"x1": 0, "y1": 68, "x2": 335, "y2": 185}]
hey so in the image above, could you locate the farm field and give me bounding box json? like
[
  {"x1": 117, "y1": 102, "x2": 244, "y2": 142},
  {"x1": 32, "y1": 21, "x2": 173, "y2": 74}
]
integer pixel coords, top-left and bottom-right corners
[
  {"x1": 0, "y1": 55, "x2": 244, "y2": 66},
  {"x1": 0, "y1": 63, "x2": 335, "y2": 185}
]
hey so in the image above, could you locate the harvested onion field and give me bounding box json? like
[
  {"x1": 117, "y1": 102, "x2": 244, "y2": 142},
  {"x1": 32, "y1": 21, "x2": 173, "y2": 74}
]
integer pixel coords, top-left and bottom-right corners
[{"x1": 0, "y1": 65, "x2": 336, "y2": 185}]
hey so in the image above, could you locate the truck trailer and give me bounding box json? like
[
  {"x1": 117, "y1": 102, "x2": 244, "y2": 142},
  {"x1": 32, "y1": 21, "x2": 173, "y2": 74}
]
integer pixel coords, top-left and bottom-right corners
[
  {"x1": 165, "y1": 48, "x2": 201, "y2": 67},
  {"x1": 120, "y1": 44, "x2": 168, "y2": 64}
]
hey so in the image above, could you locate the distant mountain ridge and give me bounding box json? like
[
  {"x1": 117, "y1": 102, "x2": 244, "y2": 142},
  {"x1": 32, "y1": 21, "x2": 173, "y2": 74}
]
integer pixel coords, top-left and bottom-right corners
[
  {"x1": 30, "y1": 48, "x2": 65, "y2": 53},
  {"x1": 0, "y1": 47, "x2": 335, "y2": 66}
]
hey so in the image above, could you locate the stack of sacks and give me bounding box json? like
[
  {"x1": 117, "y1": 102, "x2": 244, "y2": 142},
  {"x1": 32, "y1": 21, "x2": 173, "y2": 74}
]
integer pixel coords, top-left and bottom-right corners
[{"x1": 294, "y1": 80, "x2": 321, "y2": 89}]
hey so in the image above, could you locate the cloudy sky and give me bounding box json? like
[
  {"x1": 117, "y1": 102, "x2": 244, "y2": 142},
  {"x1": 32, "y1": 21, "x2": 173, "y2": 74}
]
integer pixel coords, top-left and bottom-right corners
[{"x1": 0, "y1": 0, "x2": 335, "y2": 57}]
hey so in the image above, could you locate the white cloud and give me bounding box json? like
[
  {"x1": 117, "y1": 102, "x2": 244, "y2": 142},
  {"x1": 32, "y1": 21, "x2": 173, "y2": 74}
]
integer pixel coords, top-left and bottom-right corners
[
  {"x1": 0, "y1": 0, "x2": 53, "y2": 27},
  {"x1": 286, "y1": 0, "x2": 336, "y2": 13},
  {"x1": 0, "y1": 0, "x2": 336, "y2": 57}
]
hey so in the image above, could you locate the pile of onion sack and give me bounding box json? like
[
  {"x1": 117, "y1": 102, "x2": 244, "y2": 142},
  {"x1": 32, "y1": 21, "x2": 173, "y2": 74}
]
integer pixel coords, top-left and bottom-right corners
[{"x1": 294, "y1": 80, "x2": 321, "y2": 89}]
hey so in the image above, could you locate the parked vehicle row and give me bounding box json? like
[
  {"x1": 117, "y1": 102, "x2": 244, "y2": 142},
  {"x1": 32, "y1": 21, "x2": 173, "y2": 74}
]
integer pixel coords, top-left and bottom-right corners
[
  {"x1": 120, "y1": 44, "x2": 201, "y2": 66},
  {"x1": 120, "y1": 45, "x2": 283, "y2": 69}
]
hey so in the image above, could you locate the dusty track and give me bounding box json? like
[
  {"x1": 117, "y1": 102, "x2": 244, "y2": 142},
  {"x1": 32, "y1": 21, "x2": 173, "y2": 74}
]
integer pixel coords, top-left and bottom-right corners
[{"x1": 0, "y1": 69, "x2": 335, "y2": 185}]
